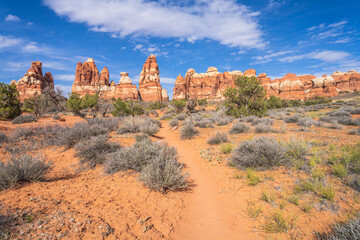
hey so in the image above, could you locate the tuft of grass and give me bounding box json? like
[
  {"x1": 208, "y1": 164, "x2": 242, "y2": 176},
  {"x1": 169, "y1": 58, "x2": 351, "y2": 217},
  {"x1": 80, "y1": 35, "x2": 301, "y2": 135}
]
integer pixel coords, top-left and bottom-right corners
[
  {"x1": 246, "y1": 202, "x2": 263, "y2": 219},
  {"x1": 262, "y1": 212, "x2": 297, "y2": 233},
  {"x1": 220, "y1": 143, "x2": 233, "y2": 154},
  {"x1": 333, "y1": 163, "x2": 348, "y2": 178},
  {"x1": 315, "y1": 214, "x2": 360, "y2": 240},
  {"x1": 246, "y1": 168, "x2": 261, "y2": 185},
  {"x1": 288, "y1": 195, "x2": 300, "y2": 206},
  {"x1": 207, "y1": 132, "x2": 229, "y2": 145},
  {"x1": 255, "y1": 123, "x2": 271, "y2": 133},
  {"x1": 279, "y1": 200, "x2": 287, "y2": 210},
  {"x1": 261, "y1": 191, "x2": 277, "y2": 205},
  {"x1": 320, "y1": 185, "x2": 336, "y2": 202}
]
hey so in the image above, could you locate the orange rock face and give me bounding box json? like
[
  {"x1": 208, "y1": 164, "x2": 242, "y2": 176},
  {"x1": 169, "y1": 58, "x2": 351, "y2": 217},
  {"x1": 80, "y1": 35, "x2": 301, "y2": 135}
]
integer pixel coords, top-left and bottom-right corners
[
  {"x1": 71, "y1": 58, "x2": 139, "y2": 100},
  {"x1": 10, "y1": 61, "x2": 54, "y2": 101},
  {"x1": 138, "y1": 55, "x2": 166, "y2": 102},
  {"x1": 172, "y1": 67, "x2": 360, "y2": 101}
]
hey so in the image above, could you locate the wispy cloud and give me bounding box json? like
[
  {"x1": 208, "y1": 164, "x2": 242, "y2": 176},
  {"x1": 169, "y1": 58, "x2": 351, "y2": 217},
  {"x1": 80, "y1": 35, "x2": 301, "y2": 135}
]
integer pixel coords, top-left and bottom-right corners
[
  {"x1": 252, "y1": 50, "x2": 293, "y2": 63},
  {"x1": 0, "y1": 35, "x2": 22, "y2": 49},
  {"x1": 308, "y1": 20, "x2": 347, "y2": 40},
  {"x1": 279, "y1": 50, "x2": 350, "y2": 63},
  {"x1": 43, "y1": 0, "x2": 265, "y2": 49},
  {"x1": 53, "y1": 74, "x2": 75, "y2": 81},
  {"x1": 5, "y1": 14, "x2": 20, "y2": 22},
  {"x1": 160, "y1": 77, "x2": 176, "y2": 84}
]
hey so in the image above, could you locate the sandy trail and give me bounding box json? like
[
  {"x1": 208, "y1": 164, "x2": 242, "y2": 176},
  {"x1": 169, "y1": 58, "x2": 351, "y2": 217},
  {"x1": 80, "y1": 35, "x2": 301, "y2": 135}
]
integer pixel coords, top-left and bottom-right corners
[{"x1": 157, "y1": 122, "x2": 259, "y2": 240}]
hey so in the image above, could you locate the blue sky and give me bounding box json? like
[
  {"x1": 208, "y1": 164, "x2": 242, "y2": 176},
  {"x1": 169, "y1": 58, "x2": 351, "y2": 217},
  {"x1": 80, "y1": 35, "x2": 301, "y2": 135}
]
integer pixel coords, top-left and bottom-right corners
[{"x1": 0, "y1": 0, "x2": 359, "y2": 99}]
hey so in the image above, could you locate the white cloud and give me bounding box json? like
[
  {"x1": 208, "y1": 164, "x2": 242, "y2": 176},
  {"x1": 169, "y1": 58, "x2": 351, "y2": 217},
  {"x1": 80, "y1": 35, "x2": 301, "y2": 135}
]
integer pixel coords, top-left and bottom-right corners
[
  {"x1": 0, "y1": 35, "x2": 22, "y2": 49},
  {"x1": 279, "y1": 50, "x2": 350, "y2": 63},
  {"x1": 43, "y1": 61, "x2": 70, "y2": 71},
  {"x1": 160, "y1": 77, "x2": 176, "y2": 84},
  {"x1": 308, "y1": 20, "x2": 348, "y2": 40},
  {"x1": 5, "y1": 14, "x2": 20, "y2": 22},
  {"x1": 252, "y1": 50, "x2": 293, "y2": 63},
  {"x1": 53, "y1": 74, "x2": 75, "y2": 81},
  {"x1": 22, "y1": 42, "x2": 41, "y2": 53},
  {"x1": 43, "y1": 0, "x2": 265, "y2": 48}
]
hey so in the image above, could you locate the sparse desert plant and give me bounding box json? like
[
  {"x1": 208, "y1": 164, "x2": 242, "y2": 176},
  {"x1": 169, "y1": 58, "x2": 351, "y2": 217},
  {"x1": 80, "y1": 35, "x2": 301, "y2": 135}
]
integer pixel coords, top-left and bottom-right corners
[
  {"x1": 139, "y1": 153, "x2": 188, "y2": 192},
  {"x1": 11, "y1": 115, "x2": 36, "y2": 124},
  {"x1": 87, "y1": 117, "x2": 121, "y2": 131},
  {"x1": 333, "y1": 163, "x2": 348, "y2": 178},
  {"x1": 56, "y1": 122, "x2": 108, "y2": 149},
  {"x1": 75, "y1": 134, "x2": 119, "y2": 168},
  {"x1": 262, "y1": 212, "x2": 297, "y2": 233},
  {"x1": 172, "y1": 99, "x2": 187, "y2": 113},
  {"x1": 140, "y1": 118, "x2": 160, "y2": 136},
  {"x1": 252, "y1": 118, "x2": 273, "y2": 126},
  {"x1": 195, "y1": 118, "x2": 214, "y2": 128},
  {"x1": 229, "y1": 122, "x2": 250, "y2": 134},
  {"x1": 284, "y1": 115, "x2": 300, "y2": 123},
  {"x1": 0, "y1": 155, "x2": 52, "y2": 190},
  {"x1": 221, "y1": 143, "x2": 233, "y2": 154},
  {"x1": 261, "y1": 191, "x2": 277, "y2": 205},
  {"x1": 301, "y1": 202, "x2": 313, "y2": 213},
  {"x1": 230, "y1": 137, "x2": 288, "y2": 170},
  {"x1": 255, "y1": 123, "x2": 271, "y2": 133},
  {"x1": 174, "y1": 113, "x2": 186, "y2": 121},
  {"x1": 169, "y1": 118, "x2": 179, "y2": 128},
  {"x1": 216, "y1": 116, "x2": 234, "y2": 126},
  {"x1": 349, "y1": 128, "x2": 360, "y2": 135},
  {"x1": 283, "y1": 137, "x2": 309, "y2": 164},
  {"x1": 118, "y1": 117, "x2": 142, "y2": 134},
  {"x1": 180, "y1": 123, "x2": 199, "y2": 140},
  {"x1": 320, "y1": 185, "x2": 336, "y2": 202},
  {"x1": 243, "y1": 116, "x2": 258, "y2": 123},
  {"x1": 0, "y1": 132, "x2": 7, "y2": 143},
  {"x1": 246, "y1": 202, "x2": 263, "y2": 219},
  {"x1": 315, "y1": 214, "x2": 360, "y2": 240},
  {"x1": 105, "y1": 137, "x2": 188, "y2": 192},
  {"x1": 246, "y1": 168, "x2": 261, "y2": 185},
  {"x1": 52, "y1": 114, "x2": 61, "y2": 120},
  {"x1": 160, "y1": 113, "x2": 175, "y2": 120},
  {"x1": 207, "y1": 132, "x2": 229, "y2": 145},
  {"x1": 298, "y1": 117, "x2": 315, "y2": 127},
  {"x1": 351, "y1": 108, "x2": 360, "y2": 115},
  {"x1": 288, "y1": 195, "x2": 300, "y2": 206}
]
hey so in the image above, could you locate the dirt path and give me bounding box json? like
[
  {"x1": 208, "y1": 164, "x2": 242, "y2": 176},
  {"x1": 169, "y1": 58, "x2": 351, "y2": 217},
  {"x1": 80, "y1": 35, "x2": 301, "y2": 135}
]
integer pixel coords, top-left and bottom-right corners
[{"x1": 157, "y1": 123, "x2": 260, "y2": 240}]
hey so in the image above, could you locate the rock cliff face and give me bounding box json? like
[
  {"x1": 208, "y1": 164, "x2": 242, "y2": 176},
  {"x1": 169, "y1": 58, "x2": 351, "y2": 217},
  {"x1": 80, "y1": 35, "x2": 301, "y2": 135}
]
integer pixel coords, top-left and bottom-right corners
[
  {"x1": 173, "y1": 67, "x2": 360, "y2": 101},
  {"x1": 10, "y1": 61, "x2": 54, "y2": 100},
  {"x1": 138, "y1": 55, "x2": 167, "y2": 102},
  {"x1": 71, "y1": 56, "x2": 168, "y2": 101},
  {"x1": 71, "y1": 58, "x2": 138, "y2": 100}
]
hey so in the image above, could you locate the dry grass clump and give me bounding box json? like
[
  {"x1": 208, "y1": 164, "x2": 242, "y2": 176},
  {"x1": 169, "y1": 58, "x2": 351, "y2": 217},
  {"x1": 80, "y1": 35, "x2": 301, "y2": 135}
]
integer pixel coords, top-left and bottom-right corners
[
  {"x1": 195, "y1": 118, "x2": 214, "y2": 128},
  {"x1": 169, "y1": 118, "x2": 179, "y2": 128},
  {"x1": 252, "y1": 118, "x2": 273, "y2": 126},
  {"x1": 11, "y1": 115, "x2": 36, "y2": 124},
  {"x1": 298, "y1": 118, "x2": 315, "y2": 127},
  {"x1": 207, "y1": 132, "x2": 229, "y2": 145},
  {"x1": 0, "y1": 155, "x2": 52, "y2": 190},
  {"x1": 229, "y1": 122, "x2": 250, "y2": 134},
  {"x1": 216, "y1": 116, "x2": 234, "y2": 126},
  {"x1": 105, "y1": 136, "x2": 188, "y2": 192},
  {"x1": 349, "y1": 128, "x2": 360, "y2": 135},
  {"x1": 230, "y1": 137, "x2": 289, "y2": 170},
  {"x1": 180, "y1": 123, "x2": 199, "y2": 140},
  {"x1": 75, "y1": 134, "x2": 119, "y2": 168}
]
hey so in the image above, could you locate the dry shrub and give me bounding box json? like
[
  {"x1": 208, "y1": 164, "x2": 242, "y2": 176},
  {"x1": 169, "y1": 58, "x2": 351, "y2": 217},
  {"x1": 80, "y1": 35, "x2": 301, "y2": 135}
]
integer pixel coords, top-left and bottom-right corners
[
  {"x1": 229, "y1": 122, "x2": 250, "y2": 134},
  {"x1": 11, "y1": 115, "x2": 36, "y2": 124},
  {"x1": 230, "y1": 137, "x2": 288, "y2": 170},
  {"x1": 207, "y1": 132, "x2": 229, "y2": 145},
  {"x1": 75, "y1": 134, "x2": 119, "y2": 168},
  {"x1": 0, "y1": 155, "x2": 52, "y2": 190},
  {"x1": 180, "y1": 123, "x2": 199, "y2": 140}
]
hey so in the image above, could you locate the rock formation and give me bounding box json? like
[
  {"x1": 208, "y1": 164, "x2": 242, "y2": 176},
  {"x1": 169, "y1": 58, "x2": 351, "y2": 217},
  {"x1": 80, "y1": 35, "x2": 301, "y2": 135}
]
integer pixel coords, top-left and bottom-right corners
[
  {"x1": 138, "y1": 55, "x2": 167, "y2": 102},
  {"x1": 71, "y1": 58, "x2": 138, "y2": 100},
  {"x1": 10, "y1": 61, "x2": 54, "y2": 100},
  {"x1": 173, "y1": 67, "x2": 360, "y2": 101}
]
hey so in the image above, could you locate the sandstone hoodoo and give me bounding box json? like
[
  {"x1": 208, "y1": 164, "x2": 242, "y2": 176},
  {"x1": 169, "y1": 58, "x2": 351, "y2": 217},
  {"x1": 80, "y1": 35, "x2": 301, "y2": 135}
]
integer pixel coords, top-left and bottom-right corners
[
  {"x1": 138, "y1": 55, "x2": 168, "y2": 102},
  {"x1": 173, "y1": 67, "x2": 360, "y2": 101},
  {"x1": 71, "y1": 58, "x2": 138, "y2": 100},
  {"x1": 10, "y1": 61, "x2": 54, "y2": 101}
]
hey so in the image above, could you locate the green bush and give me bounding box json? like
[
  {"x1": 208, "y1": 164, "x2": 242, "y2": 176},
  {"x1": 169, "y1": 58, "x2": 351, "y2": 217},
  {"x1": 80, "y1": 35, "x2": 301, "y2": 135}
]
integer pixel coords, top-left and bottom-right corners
[
  {"x1": 223, "y1": 76, "x2": 267, "y2": 117},
  {"x1": 67, "y1": 93, "x2": 98, "y2": 117},
  {"x1": 266, "y1": 96, "x2": 284, "y2": 109},
  {"x1": 172, "y1": 99, "x2": 187, "y2": 113},
  {"x1": 112, "y1": 98, "x2": 131, "y2": 116},
  {"x1": 197, "y1": 99, "x2": 208, "y2": 107},
  {"x1": 0, "y1": 83, "x2": 21, "y2": 120}
]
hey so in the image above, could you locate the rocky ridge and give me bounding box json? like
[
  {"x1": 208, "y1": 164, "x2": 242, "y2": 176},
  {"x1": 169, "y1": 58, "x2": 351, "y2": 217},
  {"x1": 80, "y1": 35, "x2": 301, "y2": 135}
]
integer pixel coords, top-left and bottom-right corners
[
  {"x1": 173, "y1": 67, "x2": 360, "y2": 101},
  {"x1": 10, "y1": 61, "x2": 54, "y2": 101}
]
